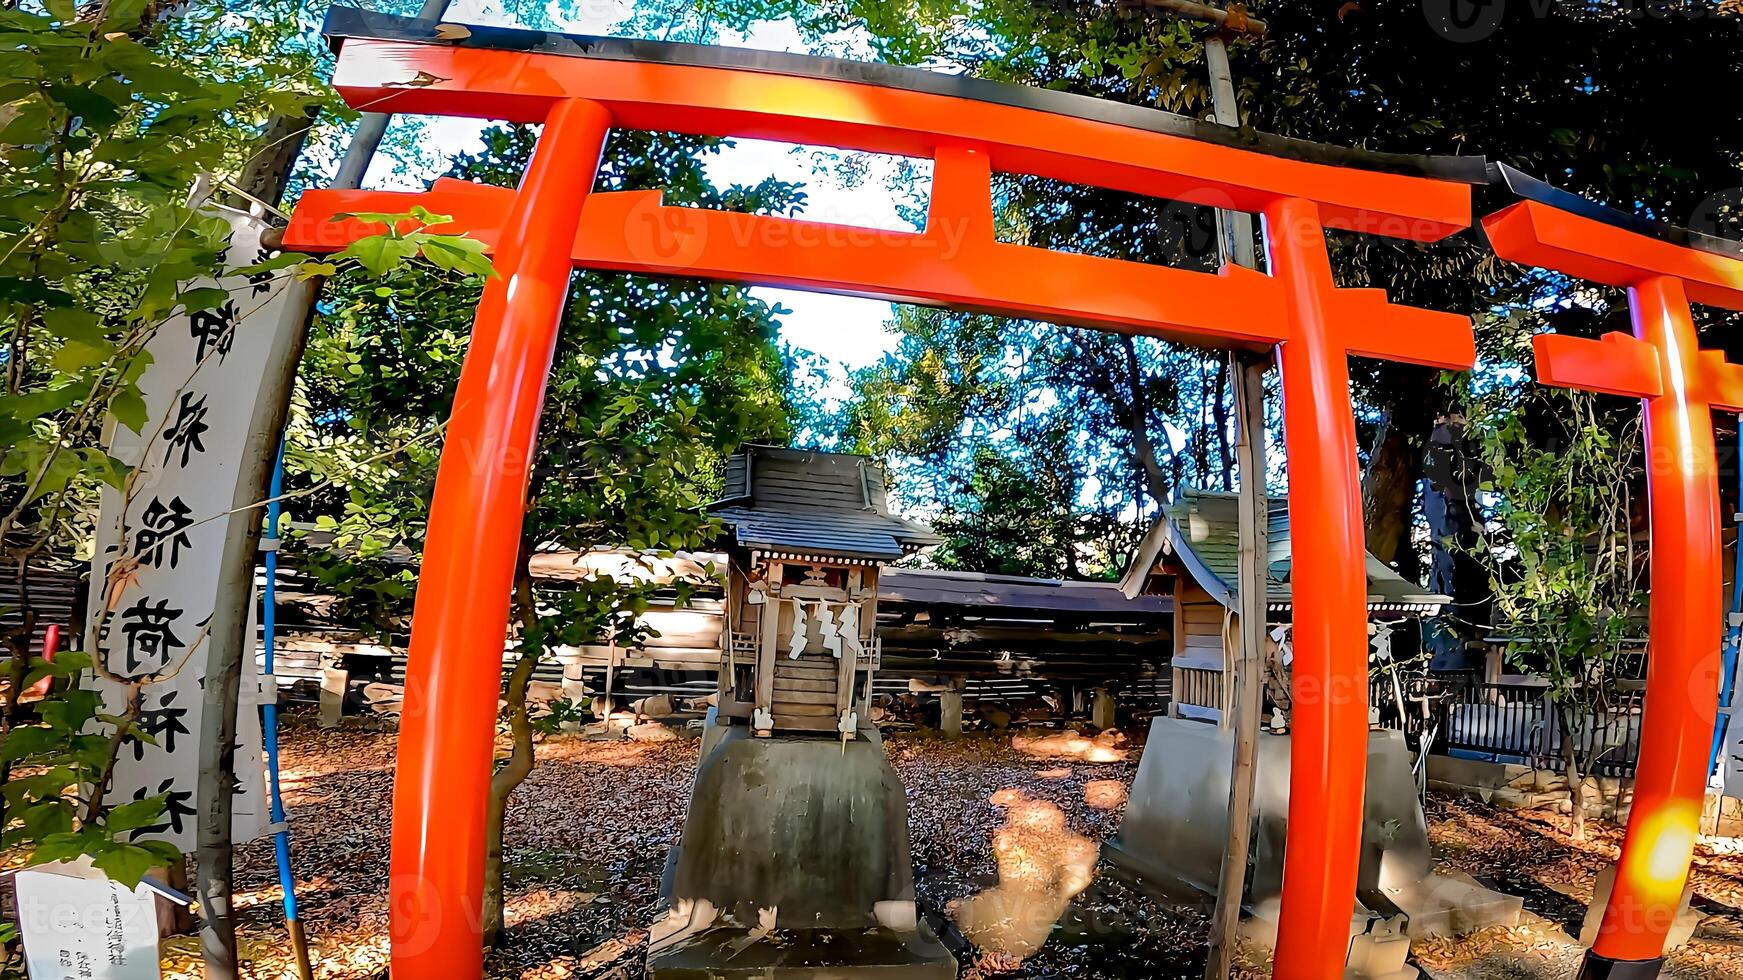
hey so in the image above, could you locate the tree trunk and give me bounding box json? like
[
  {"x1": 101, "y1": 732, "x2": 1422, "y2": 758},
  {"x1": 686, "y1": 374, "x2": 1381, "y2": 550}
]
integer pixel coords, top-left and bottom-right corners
[
  {"x1": 197, "y1": 111, "x2": 321, "y2": 980},
  {"x1": 1564, "y1": 734, "x2": 1587, "y2": 842},
  {"x1": 1117, "y1": 335, "x2": 1171, "y2": 508},
  {"x1": 1362, "y1": 370, "x2": 1457, "y2": 585},
  {"x1": 1361, "y1": 409, "x2": 1422, "y2": 576},
  {"x1": 233, "y1": 106, "x2": 319, "y2": 207},
  {"x1": 1212, "y1": 355, "x2": 1232, "y2": 491},
  {"x1": 1422, "y1": 414, "x2": 1490, "y2": 670},
  {"x1": 482, "y1": 540, "x2": 541, "y2": 948}
]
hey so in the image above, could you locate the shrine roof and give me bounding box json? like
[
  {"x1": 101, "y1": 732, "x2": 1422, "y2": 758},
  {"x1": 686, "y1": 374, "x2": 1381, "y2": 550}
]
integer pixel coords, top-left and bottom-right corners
[
  {"x1": 1118, "y1": 488, "x2": 1449, "y2": 614},
  {"x1": 710, "y1": 446, "x2": 942, "y2": 563},
  {"x1": 879, "y1": 567, "x2": 1172, "y2": 617}
]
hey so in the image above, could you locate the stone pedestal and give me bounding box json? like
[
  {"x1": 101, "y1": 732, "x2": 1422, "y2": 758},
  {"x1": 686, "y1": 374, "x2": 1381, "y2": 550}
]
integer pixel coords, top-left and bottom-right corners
[
  {"x1": 939, "y1": 688, "x2": 963, "y2": 738},
  {"x1": 1108, "y1": 717, "x2": 1521, "y2": 961},
  {"x1": 318, "y1": 666, "x2": 347, "y2": 728},
  {"x1": 649, "y1": 714, "x2": 956, "y2": 979},
  {"x1": 1578, "y1": 863, "x2": 1700, "y2": 953},
  {"x1": 1091, "y1": 687, "x2": 1116, "y2": 731}
]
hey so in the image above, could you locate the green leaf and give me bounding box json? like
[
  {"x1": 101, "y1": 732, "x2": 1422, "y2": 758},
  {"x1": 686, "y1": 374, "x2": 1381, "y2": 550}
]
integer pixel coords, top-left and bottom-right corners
[
  {"x1": 52, "y1": 339, "x2": 112, "y2": 374},
  {"x1": 105, "y1": 797, "x2": 166, "y2": 833},
  {"x1": 31, "y1": 832, "x2": 96, "y2": 868},
  {"x1": 419, "y1": 235, "x2": 496, "y2": 278},
  {"x1": 343, "y1": 234, "x2": 421, "y2": 278},
  {"x1": 17, "y1": 799, "x2": 74, "y2": 840},
  {"x1": 110, "y1": 388, "x2": 148, "y2": 433},
  {"x1": 179, "y1": 287, "x2": 230, "y2": 312},
  {"x1": 2, "y1": 725, "x2": 60, "y2": 761},
  {"x1": 22, "y1": 649, "x2": 91, "y2": 687},
  {"x1": 92, "y1": 843, "x2": 166, "y2": 888}
]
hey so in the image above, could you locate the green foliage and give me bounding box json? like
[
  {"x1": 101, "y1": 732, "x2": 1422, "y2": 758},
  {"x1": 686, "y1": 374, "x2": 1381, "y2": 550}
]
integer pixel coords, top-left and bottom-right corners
[
  {"x1": 0, "y1": 0, "x2": 497, "y2": 893},
  {"x1": 0, "y1": 0, "x2": 333, "y2": 888},
  {"x1": 291, "y1": 123, "x2": 800, "y2": 645},
  {"x1": 926, "y1": 437, "x2": 1126, "y2": 580},
  {"x1": 0, "y1": 650, "x2": 178, "y2": 888},
  {"x1": 699, "y1": 0, "x2": 1743, "y2": 589},
  {"x1": 1461, "y1": 380, "x2": 1647, "y2": 775}
]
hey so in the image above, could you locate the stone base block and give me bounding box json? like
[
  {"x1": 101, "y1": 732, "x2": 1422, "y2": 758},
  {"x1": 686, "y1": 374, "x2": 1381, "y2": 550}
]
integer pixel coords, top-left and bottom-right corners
[
  {"x1": 648, "y1": 926, "x2": 957, "y2": 979},
  {"x1": 1578, "y1": 864, "x2": 1700, "y2": 953},
  {"x1": 1378, "y1": 871, "x2": 1523, "y2": 938}
]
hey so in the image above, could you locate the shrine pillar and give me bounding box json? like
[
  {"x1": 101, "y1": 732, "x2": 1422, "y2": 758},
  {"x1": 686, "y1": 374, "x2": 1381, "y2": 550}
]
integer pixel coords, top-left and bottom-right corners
[
  {"x1": 1265, "y1": 196, "x2": 1372, "y2": 978},
  {"x1": 1483, "y1": 197, "x2": 1739, "y2": 978},
  {"x1": 387, "y1": 97, "x2": 612, "y2": 980},
  {"x1": 1585, "y1": 276, "x2": 1720, "y2": 976}
]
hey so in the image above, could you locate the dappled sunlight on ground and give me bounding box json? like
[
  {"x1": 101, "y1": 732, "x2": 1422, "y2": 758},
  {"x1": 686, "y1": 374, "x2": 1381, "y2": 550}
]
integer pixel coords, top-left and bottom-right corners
[
  {"x1": 953, "y1": 789, "x2": 1100, "y2": 959},
  {"x1": 1010, "y1": 730, "x2": 1129, "y2": 763},
  {"x1": 1416, "y1": 797, "x2": 1743, "y2": 978},
  {"x1": 1084, "y1": 780, "x2": 1126, "y2": 810}
]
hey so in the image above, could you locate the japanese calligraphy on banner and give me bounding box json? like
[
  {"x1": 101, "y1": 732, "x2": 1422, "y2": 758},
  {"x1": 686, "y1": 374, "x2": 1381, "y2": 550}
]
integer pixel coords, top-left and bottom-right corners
[{"x1": 83, "y1": 204, "x2": 305, "y2": 850}]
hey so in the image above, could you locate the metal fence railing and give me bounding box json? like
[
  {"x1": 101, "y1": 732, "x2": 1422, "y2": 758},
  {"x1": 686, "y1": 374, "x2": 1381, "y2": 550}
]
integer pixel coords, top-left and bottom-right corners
[{"x1": 1369, "y1": 674, "x2": 1646, "y2": 779}]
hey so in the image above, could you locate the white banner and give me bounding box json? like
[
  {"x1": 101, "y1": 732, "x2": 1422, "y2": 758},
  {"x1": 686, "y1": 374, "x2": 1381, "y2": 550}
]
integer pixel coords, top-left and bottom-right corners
[{"x1": 83, "y1": 205, "x2": 301, "y2": 849}]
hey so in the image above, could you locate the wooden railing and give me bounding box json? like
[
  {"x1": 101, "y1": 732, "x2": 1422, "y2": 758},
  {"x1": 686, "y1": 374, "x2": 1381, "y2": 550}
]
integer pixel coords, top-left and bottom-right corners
[
  {"x1": 1371, "y1": 675, "x2": 1646, "y2": 779},
  {"x1": 1174, "y1": 665, "x2": 1224, "y2": 712}
]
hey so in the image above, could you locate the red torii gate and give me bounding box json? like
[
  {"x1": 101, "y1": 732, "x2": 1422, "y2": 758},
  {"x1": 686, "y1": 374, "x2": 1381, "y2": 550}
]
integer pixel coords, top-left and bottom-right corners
[
  {"x1": 1484, "y1": 191, "x2": 1743, "y2": 979},
  {"x1": 285, "y1": 11, "x2": 1479, "y2": 978}
]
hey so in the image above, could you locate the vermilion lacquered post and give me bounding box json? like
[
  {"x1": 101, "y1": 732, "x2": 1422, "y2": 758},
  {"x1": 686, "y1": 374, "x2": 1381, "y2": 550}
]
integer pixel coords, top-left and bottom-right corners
[
  {"x1": 1265, "y1": 196, "x2": 1371, "y2": 978},
  {"x1": 1594, "y1": 275, "x2": 1719, "y2": 965},
  {"x1": 387, "y1": 97, "x2": 611, "y2": 980}
]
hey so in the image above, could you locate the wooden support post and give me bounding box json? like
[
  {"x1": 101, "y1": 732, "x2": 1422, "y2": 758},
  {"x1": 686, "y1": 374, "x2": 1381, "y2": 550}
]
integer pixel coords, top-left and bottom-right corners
[
  {"x1": 560, "y1": 660, "x2": 589, "y2": 706},
  {"x1": 318, "y1": 665, "x2": 347, "y2": 729},
  {"x1": 1091, "y1": 687, "x2": 1117, "y2": 731},
  {"x1": 940, "y1": 679, "x2": 965, "y2": 738},
  {"x1": 1206, "y1": 352, "x2": 1270, "y2": 978},
  {"x1": 755, "y1": 583, "x2": 780, "y2": 735},
  {"x1": 1203, "y1": 21, "x2": 1271, "y2": 979}
]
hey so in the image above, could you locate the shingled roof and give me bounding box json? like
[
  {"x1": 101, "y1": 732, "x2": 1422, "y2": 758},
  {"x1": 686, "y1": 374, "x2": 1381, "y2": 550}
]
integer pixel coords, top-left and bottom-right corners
[
  {"x1": 710, "y1": 446, "x2": 942, "y2": 563},
  {"x1": 1118, "y1": 489, "x2": 1449, "y2": 613}
]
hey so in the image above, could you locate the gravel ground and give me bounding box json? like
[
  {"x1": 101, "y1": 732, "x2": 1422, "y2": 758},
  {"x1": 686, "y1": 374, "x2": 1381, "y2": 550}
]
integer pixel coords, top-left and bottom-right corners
[
  {"x1": 162, "y1": 716, "x2": 1743, "y2": 979},
  {"x1": 1414, "y1": 797, "x2": 1743, "y2": 979}
]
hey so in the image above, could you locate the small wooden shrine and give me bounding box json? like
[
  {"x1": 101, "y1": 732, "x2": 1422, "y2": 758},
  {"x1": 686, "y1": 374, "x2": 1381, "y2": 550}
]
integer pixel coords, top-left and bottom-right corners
[
  {"x1": 1119, "y1": 488, "x2": 1450, "y2": 726},
  {"x1": 710, "y1": 446, "x2": 941, "y2": 737}
]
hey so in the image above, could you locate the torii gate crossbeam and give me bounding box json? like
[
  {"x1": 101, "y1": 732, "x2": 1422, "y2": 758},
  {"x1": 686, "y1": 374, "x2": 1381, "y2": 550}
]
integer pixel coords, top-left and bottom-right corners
[{"x1": 286, "y1": 11, "x2": 1480, "y2": 978}]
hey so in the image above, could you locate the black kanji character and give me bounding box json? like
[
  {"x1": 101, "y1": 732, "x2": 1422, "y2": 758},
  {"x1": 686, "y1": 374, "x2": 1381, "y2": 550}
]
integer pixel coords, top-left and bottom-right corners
[
  {"x1": 135, "y1": 495, "x2": 194, "y2": 569},
  {"x1": 187, "y1": 300, "x2": 238, "y2": 363},
  {"x1": 162, "y1": 392, "x2": 209, "y2": 468},
  {"x1": 118, "y1": 596, "x2": 185, "y2": 675},
  {"x1": 130, "y1": 689, "x2": 190, "y2": 761},
  {"x1": 127, "y1": 779, "x2": 197, "y2": 840},
  {"x1": 249, "y1": 245, "x2": 275, "y2": 295}
]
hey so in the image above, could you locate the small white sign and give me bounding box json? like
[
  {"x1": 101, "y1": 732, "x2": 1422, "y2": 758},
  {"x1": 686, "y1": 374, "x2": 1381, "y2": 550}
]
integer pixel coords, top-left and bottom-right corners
[{"x1": 13, "y1": 861, "x2": 179, "y2": 980}]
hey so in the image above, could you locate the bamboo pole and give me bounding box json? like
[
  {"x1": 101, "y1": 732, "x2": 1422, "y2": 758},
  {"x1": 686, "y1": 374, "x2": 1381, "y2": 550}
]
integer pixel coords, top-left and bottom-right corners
[{"x1": 1198, "y1": 18, "x2": 1271, "y2": 980}]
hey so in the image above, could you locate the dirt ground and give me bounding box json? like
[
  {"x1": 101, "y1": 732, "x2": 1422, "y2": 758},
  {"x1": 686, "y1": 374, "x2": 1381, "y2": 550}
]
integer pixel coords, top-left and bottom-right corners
[{"x1": 173, "y1": 716, "x2": 1743, "y2": 979}]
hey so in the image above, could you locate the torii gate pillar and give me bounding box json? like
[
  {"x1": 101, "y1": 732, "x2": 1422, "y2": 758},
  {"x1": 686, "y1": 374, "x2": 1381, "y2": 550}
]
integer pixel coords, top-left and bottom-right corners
[
  {"x1": 1486, "y1": 199, "x2": 1743, "y2": 979},
  {"x1": 386, "y1": 97, "x2": 611, "y2": 978}
]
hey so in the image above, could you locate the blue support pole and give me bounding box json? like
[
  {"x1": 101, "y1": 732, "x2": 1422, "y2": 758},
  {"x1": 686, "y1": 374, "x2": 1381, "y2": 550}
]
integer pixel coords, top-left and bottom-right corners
[{"x1": 263, "y1": 439, "x2": 314, "y2": 979}]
